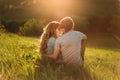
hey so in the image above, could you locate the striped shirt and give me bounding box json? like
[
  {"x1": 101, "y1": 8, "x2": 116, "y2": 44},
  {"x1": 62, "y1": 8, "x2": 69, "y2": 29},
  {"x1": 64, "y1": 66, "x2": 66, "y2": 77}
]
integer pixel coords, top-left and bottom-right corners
[{"x1": 54, "y1": 31, "x2": 86, "y2": 66}]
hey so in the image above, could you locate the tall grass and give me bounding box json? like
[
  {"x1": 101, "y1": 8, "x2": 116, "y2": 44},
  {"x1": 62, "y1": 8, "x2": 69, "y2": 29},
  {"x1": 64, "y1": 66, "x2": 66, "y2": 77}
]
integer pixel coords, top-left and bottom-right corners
[
  {"x1": 0, "y1": 33, "x2": 40, "y2": 80},
  {"x1": 0, "y1": 33, "x2": 120, "y2": 80}
]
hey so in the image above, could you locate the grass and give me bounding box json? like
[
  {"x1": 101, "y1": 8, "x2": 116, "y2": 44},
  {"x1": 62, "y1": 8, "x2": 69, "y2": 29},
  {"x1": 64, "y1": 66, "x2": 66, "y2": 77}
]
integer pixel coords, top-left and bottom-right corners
[
  {"x1": 0, "y1": 32, "x2": 120, "y2": 80},
  {"x1": 0, "y1": 33, "x2": 40, "y2": 80}
]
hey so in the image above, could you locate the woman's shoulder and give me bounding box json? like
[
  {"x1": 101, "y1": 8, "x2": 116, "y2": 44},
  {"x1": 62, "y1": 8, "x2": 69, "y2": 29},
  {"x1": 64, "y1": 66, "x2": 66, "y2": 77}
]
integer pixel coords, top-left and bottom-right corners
[
  {"x1": 49, "y1": 37, "x2": 56, "y2": 40},
  {"x1": 48, "y1": 37, "x2": 56, "y2": 43}
]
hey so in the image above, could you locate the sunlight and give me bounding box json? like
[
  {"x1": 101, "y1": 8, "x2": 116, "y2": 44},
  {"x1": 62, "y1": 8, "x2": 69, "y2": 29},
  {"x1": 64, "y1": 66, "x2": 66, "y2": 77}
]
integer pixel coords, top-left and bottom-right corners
[
  {"x1": 41, "y1": 0, "x2": 72, "y2": 13},
  {"x1": 42, "y1": 0, "x2": 71, "y2": 9},
  {"x1": 39, "y1": 0, "x2": 85, "y2": 17},
  {"x1": 50, "y1": 0, "x2": 67, "y2": 8}
]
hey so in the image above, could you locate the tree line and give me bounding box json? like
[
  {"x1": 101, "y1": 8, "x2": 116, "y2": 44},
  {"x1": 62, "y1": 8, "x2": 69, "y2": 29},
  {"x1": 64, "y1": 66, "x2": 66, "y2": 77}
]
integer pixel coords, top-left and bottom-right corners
[{"x1": 0, "y1": 0, "x2": 120, "y2": 35}]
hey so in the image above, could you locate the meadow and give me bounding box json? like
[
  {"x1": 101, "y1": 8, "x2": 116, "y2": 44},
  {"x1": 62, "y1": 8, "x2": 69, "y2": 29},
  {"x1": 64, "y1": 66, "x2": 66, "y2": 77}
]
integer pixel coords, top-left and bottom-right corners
[{"x1": 0, "y1": 32, "x2": 120, "y2": 80}]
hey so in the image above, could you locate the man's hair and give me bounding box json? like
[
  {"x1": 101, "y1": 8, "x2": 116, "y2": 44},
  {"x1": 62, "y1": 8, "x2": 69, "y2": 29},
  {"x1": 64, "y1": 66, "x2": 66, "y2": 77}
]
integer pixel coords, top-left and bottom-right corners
[{"x1": 60, "y1": 17, "x2": 74, "y2": 31}]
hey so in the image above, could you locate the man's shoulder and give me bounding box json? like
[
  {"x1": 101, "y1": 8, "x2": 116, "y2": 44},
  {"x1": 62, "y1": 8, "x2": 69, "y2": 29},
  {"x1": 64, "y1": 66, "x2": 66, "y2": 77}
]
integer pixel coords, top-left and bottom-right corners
[
  {"x1": 72, "y1": 31, "x2": 83, "y2": 35},
  {"x1": 74, "y1": 31, "x2": 87, "y2": 39},
  {"x1": 72, "y1": 31, "x2": 87, "y2": 39}
]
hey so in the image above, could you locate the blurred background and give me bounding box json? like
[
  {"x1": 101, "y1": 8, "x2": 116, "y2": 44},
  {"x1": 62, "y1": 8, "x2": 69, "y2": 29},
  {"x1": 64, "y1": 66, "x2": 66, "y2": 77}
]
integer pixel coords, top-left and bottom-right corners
[
  {"x1": 0, "y1": 0, "x2": 120, "y2": 37},
  {"x1": 0, "y1": 1, "x2": 120, "y2": 80}
]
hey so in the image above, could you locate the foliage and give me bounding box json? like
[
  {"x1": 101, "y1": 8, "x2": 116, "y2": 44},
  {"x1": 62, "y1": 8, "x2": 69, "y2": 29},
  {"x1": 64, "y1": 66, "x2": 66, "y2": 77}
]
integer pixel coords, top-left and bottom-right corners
[
  {"x1": 0, "y1": 33, "x2": 40, "y2": 80},
  {"x1": 72, "y1": 15, "x2": 89, "y2": 32},
  {"x1": 109, "y1": 15, "x2": 120, "y2": 35},
  {"x1": 0, "y1": 0, "x2": 119, "y2": 33},
  {"x1": 3, "y1": 21, "x2": 23, "y2": 33},
  {"x1": 20, "y1": 19, "x2": 45, "y2": 36},
  {"x1": 0, "y1": 24, "x2": 6, "y2": 33}
]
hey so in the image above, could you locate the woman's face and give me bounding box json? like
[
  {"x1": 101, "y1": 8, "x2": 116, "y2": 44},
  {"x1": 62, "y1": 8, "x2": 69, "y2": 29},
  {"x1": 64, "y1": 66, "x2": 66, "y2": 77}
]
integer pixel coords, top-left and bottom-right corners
[{"x1": 55, "y1": 28, "x2": 63, "y2": 38}]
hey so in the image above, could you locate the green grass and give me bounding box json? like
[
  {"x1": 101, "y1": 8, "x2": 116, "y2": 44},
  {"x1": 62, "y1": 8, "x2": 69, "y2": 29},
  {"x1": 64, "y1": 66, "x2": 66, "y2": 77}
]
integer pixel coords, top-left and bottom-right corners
[
  {"x1": 0, "y1": 32, "x2": 120, "y2": 80},
  {"x1": 0, "y1": 33, "x2": 40, "y2": 80}
]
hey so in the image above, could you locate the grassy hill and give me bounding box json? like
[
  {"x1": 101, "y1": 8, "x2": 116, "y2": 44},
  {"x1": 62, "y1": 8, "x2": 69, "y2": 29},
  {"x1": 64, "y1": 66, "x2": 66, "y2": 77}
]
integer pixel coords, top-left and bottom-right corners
[{"x1": 0, "y1": 33, "x2": 120, "y2": 80}]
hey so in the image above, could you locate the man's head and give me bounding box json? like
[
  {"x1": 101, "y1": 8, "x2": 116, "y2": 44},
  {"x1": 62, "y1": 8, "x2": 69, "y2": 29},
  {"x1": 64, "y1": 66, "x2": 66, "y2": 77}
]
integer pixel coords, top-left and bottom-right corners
[{"x1": 59, "y1": 17, "x2": 74, "y2": 33}]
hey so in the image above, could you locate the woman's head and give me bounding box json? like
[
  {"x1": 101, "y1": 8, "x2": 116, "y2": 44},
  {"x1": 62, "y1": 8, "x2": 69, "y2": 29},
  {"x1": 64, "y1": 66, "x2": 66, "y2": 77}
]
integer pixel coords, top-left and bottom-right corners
[
  {"x1": 44, "y1": 21, "x2": 60, "y2": 38},
  {"x1": 40, "y1": 21, "x2": 60, "y2": 54}
]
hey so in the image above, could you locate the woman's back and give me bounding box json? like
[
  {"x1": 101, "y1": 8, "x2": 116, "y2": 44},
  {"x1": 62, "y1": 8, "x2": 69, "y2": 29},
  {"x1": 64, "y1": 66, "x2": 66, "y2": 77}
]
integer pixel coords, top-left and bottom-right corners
[{"x1": 46, "y1": 37, "x2": 56, "y2": 54}]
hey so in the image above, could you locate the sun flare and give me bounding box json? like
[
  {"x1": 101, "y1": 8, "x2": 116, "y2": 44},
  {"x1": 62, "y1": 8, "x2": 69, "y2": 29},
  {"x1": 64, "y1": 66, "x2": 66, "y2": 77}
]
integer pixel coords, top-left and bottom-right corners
[{"x1": 38, "y1": 0, "x2": 84, "y2": 17}]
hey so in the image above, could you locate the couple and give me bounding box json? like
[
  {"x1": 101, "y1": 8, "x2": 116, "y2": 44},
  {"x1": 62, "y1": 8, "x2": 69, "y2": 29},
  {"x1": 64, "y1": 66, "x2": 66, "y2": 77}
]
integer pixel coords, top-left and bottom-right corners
[{"x1": 40, "y1": 17, "x2": 87, "y2": 66}]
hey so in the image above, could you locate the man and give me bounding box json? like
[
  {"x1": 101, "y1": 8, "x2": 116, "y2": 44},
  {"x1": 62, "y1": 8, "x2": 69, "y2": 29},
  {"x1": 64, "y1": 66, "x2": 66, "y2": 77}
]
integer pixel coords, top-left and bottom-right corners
[{"x1": 44, "y1": 17, "x2": 87, "y2": 66}]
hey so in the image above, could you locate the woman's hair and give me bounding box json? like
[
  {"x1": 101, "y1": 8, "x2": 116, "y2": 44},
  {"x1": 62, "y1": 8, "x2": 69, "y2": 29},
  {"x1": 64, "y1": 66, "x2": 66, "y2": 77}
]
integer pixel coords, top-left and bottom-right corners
[
  {"x1": 40, "y1": 21, "x2": 60, "y2": 54},
  {"x1": 60, "y1": 17, "x2": 74, "y2": 31}
]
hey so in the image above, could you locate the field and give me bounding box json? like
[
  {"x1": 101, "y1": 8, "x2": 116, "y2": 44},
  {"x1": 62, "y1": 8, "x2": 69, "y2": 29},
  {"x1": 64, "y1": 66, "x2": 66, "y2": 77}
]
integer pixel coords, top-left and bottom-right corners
[{"x1": 0, "y1": 32, "x2": 120, "y2": 80}]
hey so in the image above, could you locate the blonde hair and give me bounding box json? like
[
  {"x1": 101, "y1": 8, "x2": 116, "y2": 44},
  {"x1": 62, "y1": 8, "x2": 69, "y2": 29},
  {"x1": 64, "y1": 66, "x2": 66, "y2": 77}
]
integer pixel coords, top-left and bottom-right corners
[
  {"x1": 60, "y1": 17, "x2": 74, "y2": 31},
  {"x1": 40, "y1": 21, "x2": 60, "y2": 54}
]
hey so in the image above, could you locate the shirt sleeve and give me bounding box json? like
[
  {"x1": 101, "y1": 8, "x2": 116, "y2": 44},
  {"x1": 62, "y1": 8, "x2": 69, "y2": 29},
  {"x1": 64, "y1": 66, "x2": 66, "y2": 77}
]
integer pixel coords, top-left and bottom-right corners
[
  {"x1": 81, "y1": 33, "x2": 87, "y2": 39},
  {"x1": 54, "y1": 39, "x2": 61, "y2": 50},
  {"x1": 47, "y1": 38, "x2": 55, "y2": 54}
]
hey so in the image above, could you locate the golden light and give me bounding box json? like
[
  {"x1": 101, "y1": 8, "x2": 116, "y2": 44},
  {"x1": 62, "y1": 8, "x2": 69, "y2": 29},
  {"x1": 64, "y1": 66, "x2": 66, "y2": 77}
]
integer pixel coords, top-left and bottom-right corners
[
  {"x1": 41, "y1": 0, "x2": 72, "y2": 11},
  {"x1": 42, "y1": 0, "x2": 70, "y2": 9},
  {"x1": 36, "y1": 0, "x2": 87, "y2": 18}
]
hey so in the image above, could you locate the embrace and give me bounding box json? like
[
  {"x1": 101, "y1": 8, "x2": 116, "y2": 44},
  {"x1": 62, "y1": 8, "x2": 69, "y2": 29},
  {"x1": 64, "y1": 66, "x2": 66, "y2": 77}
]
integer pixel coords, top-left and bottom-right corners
[{"x1": 40, "y1": 17, "x2": 87, "y2": 66}]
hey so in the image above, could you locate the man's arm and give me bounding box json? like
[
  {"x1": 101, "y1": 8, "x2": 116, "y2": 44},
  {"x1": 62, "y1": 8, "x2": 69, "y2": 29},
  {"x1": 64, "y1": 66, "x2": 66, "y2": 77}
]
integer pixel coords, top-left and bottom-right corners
[
  {"x1": 80, "y1": 36, "x2": 87, "y2": 61},
  {"x1": 44, "y1": 49, "x2": 60, "y2": 60},
  {"x1": 44, "y1": 38, "x2": 61, "y2": 60}
]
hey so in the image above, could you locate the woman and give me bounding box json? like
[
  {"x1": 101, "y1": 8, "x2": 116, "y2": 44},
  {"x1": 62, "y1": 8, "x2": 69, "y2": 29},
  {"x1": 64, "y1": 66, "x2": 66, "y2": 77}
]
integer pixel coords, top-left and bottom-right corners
[{"x1": 40, "y1": 21, "x2": 61, "y2": 55}]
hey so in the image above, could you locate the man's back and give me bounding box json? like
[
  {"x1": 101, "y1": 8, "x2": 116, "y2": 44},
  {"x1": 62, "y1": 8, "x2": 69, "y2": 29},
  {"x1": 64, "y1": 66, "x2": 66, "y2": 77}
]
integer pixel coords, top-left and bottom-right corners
[{"x1": 55, "y1": 31, "x2": 86, "y2": 66}]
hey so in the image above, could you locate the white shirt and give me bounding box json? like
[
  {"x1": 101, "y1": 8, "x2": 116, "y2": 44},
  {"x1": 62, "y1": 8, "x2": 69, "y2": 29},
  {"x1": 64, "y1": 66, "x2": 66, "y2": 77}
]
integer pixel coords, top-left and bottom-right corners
[{"x1": 54, "y1": 31, "x2": 86, "y2": 66}]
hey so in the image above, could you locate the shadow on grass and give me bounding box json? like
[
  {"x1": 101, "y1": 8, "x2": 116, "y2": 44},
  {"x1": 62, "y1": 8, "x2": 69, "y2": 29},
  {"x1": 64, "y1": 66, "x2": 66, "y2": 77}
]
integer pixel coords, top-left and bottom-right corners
[{"x1": 34, "y1": 58, "x2": 93, "y2": 80}]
